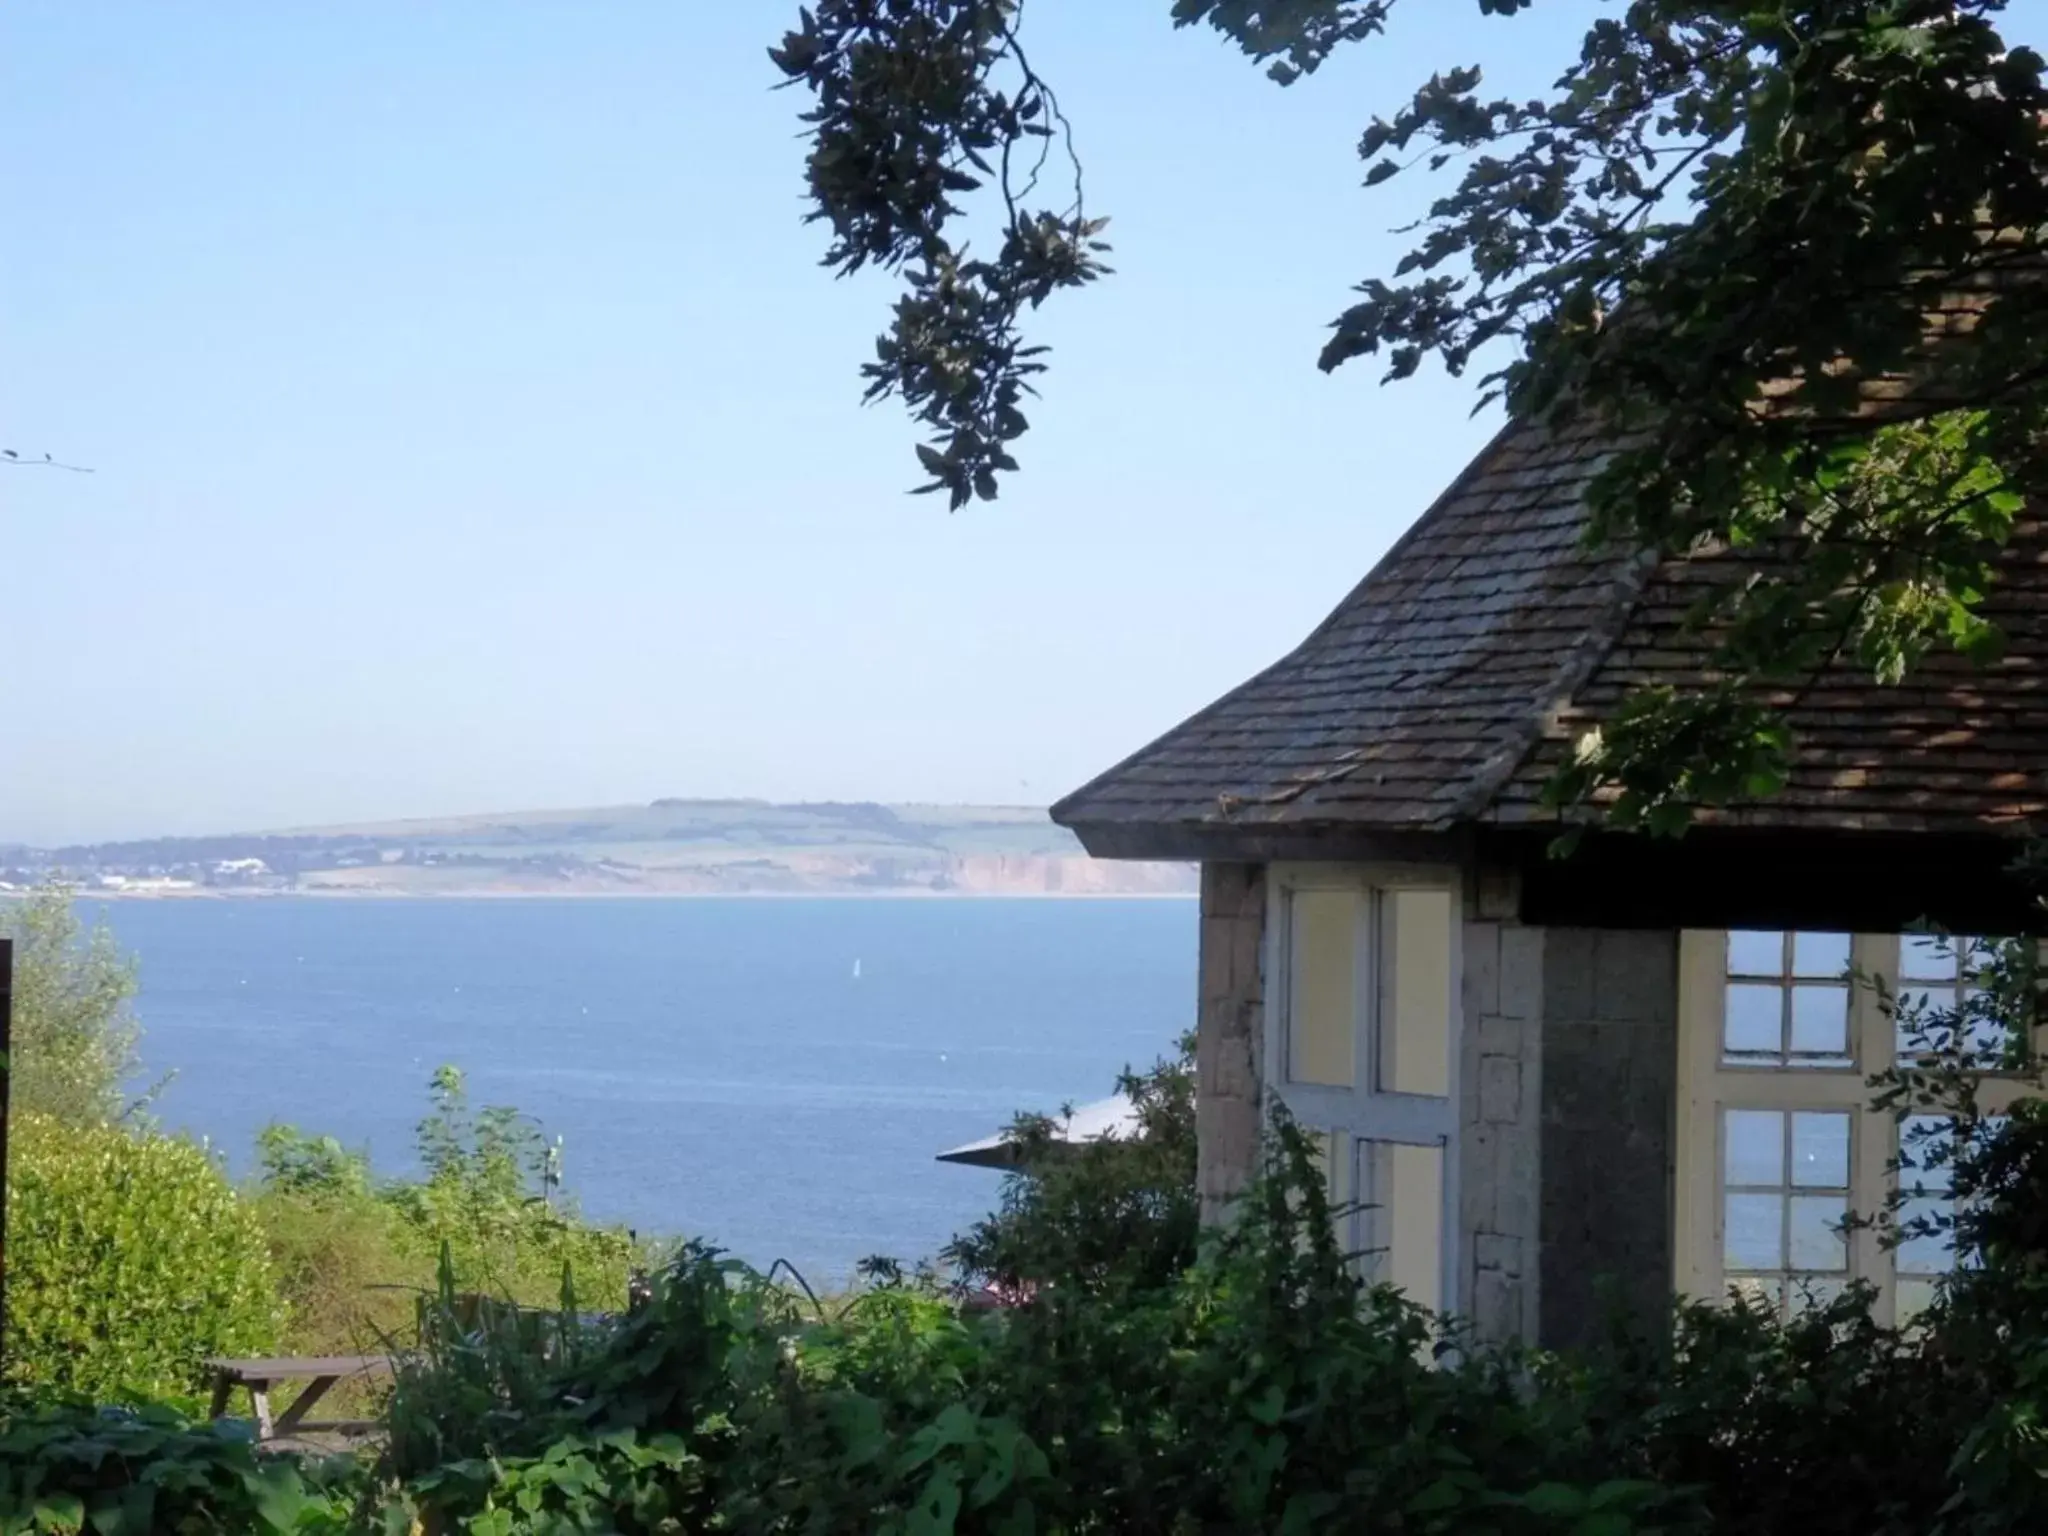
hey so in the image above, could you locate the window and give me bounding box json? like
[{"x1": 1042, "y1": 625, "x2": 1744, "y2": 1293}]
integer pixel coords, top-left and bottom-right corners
[
  {"x1": 1720, "y1": 1108, "x2": 1851, "y2": 1313},
  {"x1": 1272, "y1": 870, "x2": 1459, "y2": 1311},
  {"x1": 1678, "y1": 930, "x2": 2034, "y2": 1325},
  {"x1": 1722, "y1": 931, "x2": 1852, "y2": 1068},
  {"x1": 1897, "y1": 935, "x2": 2003, "y2": 1067},
  {"x1": 1895, "y1": 1113, "x2": 1959, "y2": 1322}
]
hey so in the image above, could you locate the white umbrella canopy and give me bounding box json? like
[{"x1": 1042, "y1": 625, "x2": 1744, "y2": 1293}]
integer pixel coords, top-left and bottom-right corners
[{"x1": 935, "y1": 1093, "x2": 1138, "y2": 1169}]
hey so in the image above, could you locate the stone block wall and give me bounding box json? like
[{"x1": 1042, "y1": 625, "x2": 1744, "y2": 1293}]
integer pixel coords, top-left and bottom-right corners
[
  {"x1": 1196, "y1": 861, "x2": 1266, "y2": 1226},
  {"x1": 1458, "y1": 867, "x2": 1545, "y2": 1342},
  {"x1": 1536, "y1": 927, "x2": 1679, "y2": 1351}
]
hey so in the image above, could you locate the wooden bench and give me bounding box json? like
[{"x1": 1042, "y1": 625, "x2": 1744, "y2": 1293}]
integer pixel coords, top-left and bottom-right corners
[{"x1": 204, "y1": 1355, "x2": 392, "y2": 1442}]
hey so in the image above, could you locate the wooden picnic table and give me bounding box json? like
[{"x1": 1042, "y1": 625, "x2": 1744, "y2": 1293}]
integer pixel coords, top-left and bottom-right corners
[{"x1": 205, "y1": 1355, "x2": 392, "y2": 1443}]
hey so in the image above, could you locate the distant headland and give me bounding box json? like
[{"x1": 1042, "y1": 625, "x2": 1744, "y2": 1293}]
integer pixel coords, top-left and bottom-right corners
[{"x1": 0, "y1": 799, "x2": 1197, "y2": 899}]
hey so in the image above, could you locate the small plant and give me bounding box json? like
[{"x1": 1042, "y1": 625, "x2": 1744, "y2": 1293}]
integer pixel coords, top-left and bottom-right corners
[{"x1": 381, "y1": 1244, "x2": 614, "y2": 1481}]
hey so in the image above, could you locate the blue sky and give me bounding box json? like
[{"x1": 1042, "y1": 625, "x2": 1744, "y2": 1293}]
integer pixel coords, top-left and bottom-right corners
[{"x1": 3, "y1": 1, "x2": 1600, "y2": 844}]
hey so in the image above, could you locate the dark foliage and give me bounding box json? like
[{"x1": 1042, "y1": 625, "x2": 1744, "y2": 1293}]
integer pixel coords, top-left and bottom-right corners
[
  {"x1": 779, "y1": 2, "x2": 2048, "y2": 826},
  {"x1": 943, "y1": 1036, "x2": 1198, "y2": 1297}
]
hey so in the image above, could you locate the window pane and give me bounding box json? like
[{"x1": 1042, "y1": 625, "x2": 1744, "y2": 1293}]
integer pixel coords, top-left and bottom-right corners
[
  {"x1": 1897, "y1": 986, "x2": 1942, "y2": 1022},
  {"x1": 1727, "y1": 930, "x2": 1785, "y2": 976},
  {"x1": 1724, "y1": 984, "x2": 1784, "y2": 1057},
  {"x1": 1305, "y1": 1130, "x2": 1350, "y2": 1251},
  {"x1": 1378, "y1": 888, "x2": 1451, "y2": 1097},
  {"x1": 1789, "y1": 1197, "x2": 1847, "y2": 1271},
  {"x1": 1724, "y1": 1110, "x2": 1785, "y2": 1186},
  {"x1": 1725, "y1": 1193, "x2": 1784, "y2": 1269},
  {"x1": 1311, "y1": 1129, "x2": 1341, "y2": 1194},
  {"x1": 1288, "y1": 890, "x2": 1355, "y2": 1087},
  {"x1": 1728, "y1": 1275, "x2": 1781, "y2": 1313},
  {"x1": 1961, "y1": 987, "x2": 2008, "y2": 1064},
  {"x1": 1896, "y1": 988, "x2": 1945, "y2": 1064},
  {"x1": 1792, "y1": 932, "x2": 1851, "y2": 979},
  {"x1": 1790, "y1": 1278, "x2": 1847, "y2": 1316},
  {"x1": 1789, "y1": 985, "x2": 1849, "y2": 1058},
  {"x1": 1791, "y1": 1111, "x2": 1850, "y2": 1188},
  {"x1": 1897, "y1": 1198, "x2": 1953, "y2": 1275},
  {"x1": 1357, "y1": 1140, "x2": 1444, "y2": 1311},
  {"x1": 1896, "y1": 1277, "x2": 1939, "y2": 1322},
  {"x1": 1388, "y1": 1142, "x2": 1443, "y2": 1309},
  {"x1": 1959, "y1": 938, "x2": 1994, "y2": 981},
  {"x1": 1901, "y1": 933, "x2": 1958, "y2": 981},
  {"x1": 1899, "y1": 1115, "x2": 1956, "y2": 1195}
]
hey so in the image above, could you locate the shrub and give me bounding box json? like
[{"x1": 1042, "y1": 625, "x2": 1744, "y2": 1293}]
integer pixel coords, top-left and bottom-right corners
[
  {"x1": 252, "y1": 1067, "x2": 640, "y2": 1367},
  {"x1": 370, "y1": 1097, "x2": 2048, "y2": 1534},
  {"x1": 5, "y1": 1114, "x2": 283, "y2": 1400},
  {"x1": 380, "y1": 1066, "x2": 638, "y2": 1303},
  {"x1": 944, "y1": 1036, "x2": 1197, "y2": 1298},
  {"x1": 379, "y1": 1135, "x2": 1705, "y2": 1534},
  {"x1": 0, "y1": 1398, "x2": 356, "y2": 1534}
]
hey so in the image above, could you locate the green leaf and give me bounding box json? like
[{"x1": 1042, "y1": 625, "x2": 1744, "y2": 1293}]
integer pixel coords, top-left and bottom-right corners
[
  {"x1": 85, "y1": 1485, "x2": 155, "y2": 1536},
  {"x1": 1518, "y1": 1482, "x2": 1588, "y2": 1518},
  {"x1": 905, "y1": 1467, "x2": 964, "y2": 1536},
  {"x1": 1247, "y1": 1382, "x2": 1286, "y2": 1425},
  {"x1": 33, "y1": 1494, "x2": 86, "y2": 1531},
  {"x1": 1589, "y1": 1478, "x2": 1665, "y2": 1510},
  {"x1": 1406, "y1": 1477, "x2": 1467, "y2": 1514},
  {"x1": 242, "y1": 1463, "x2": 307, "y2": 1531}
]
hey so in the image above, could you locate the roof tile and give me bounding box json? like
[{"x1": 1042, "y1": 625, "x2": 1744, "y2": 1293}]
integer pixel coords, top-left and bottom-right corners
[{"x1": 1052, "y1": 419, "x2": 2048, "y2": 846}]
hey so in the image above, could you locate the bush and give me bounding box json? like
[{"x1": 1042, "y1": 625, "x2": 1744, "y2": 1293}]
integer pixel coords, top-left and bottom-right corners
[
  {"x1": 380, "y1": 1066, "x2": 638, "y2": 1304},
  {"x1": 5, "y1": 1114, "x2": 283, "y2": 1400},
  {"x1": 251, "y1": 1067, "x2": 640, "y2": 1366},
  {"x1": 944, "y1": 1036, "x2": 1197, "y2": 1298},
  {"x1": 377, "y1": 1137, "x2": 1703, "y2": 1534},
  {"x1": 0, "y1": 1398, "x2": 357, "y2": 1534},
  {"x1": 369, "y1": 1094, "x2": 2048, "y2": 1535}
]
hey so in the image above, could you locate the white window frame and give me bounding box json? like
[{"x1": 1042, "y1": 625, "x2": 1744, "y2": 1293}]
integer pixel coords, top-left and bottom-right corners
[
  {"x1": 1676, "y1": 929, "x2": 2039, "y2": 1325},
  {"x1": 1266, "y1": 862, "x2": 1463, "y2": 1313}
]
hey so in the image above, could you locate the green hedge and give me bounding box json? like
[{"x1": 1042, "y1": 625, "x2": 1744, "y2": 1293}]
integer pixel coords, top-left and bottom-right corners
[{"x1": 5, "y1": 1114, "x2": 284, "y2": 1400}]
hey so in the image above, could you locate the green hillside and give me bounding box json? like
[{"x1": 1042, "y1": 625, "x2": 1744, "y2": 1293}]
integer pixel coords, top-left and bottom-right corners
[{"x1": 8, "y1": 800, "x2": 1194, "y2": 898}]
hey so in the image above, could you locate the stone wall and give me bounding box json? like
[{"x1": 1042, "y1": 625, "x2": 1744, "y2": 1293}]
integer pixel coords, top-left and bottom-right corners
[
  {"x1": 1458, "y1": 868, "x2": 1545, "y2": 1342},
  {"x1": 1536, "y1": 927, "x2": 1679, "y2": 1351},
  {"x1": 1196, "y1": 861, "x2": 1266, "y2": 1226}
]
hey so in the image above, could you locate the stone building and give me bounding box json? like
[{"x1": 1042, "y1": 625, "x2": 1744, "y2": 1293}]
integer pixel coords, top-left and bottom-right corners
[{"x1": 1051, "y1": 419, "x2": 2047, "y2": 1349}]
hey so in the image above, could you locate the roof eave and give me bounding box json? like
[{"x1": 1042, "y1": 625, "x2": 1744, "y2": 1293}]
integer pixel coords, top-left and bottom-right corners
[{"x1": 1064, "y1": 817, "x2": 1479, "y2": 866}]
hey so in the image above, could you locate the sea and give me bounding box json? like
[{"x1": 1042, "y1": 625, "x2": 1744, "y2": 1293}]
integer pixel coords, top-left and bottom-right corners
[{"x1": 88, "y1": 896, "x2": 1195, "y2": 1288}]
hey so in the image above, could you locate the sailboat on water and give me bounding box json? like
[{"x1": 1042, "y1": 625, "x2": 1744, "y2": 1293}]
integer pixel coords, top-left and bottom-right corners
[{"x1": 852, "y1": 958, "x2": 862, "y2": 981}]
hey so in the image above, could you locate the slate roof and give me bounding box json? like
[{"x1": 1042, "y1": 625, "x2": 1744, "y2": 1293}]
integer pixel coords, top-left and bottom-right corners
[{"x1": 1051, "y1": 420, "x2": 2048, "y2": 853}]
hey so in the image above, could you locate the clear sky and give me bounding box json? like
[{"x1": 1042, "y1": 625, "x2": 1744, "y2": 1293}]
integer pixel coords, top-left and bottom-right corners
[{"x1": 3, "y1": 1, "x2": 1602, "y2": 844}]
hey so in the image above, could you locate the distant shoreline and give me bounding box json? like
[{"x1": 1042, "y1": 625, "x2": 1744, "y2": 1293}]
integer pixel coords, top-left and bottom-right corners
[
  {"x1": 64, "y1": 886, "x2": 1199, "y2": 902},
  {"x1": 7, "y1": 797, "x2": 1199, "y2": 904}
]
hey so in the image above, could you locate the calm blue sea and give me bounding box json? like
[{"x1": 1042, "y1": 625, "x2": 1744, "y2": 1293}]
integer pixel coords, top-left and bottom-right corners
[{"x1": 88, "y1": 897, "x2": 1194, "y2": 1287}]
